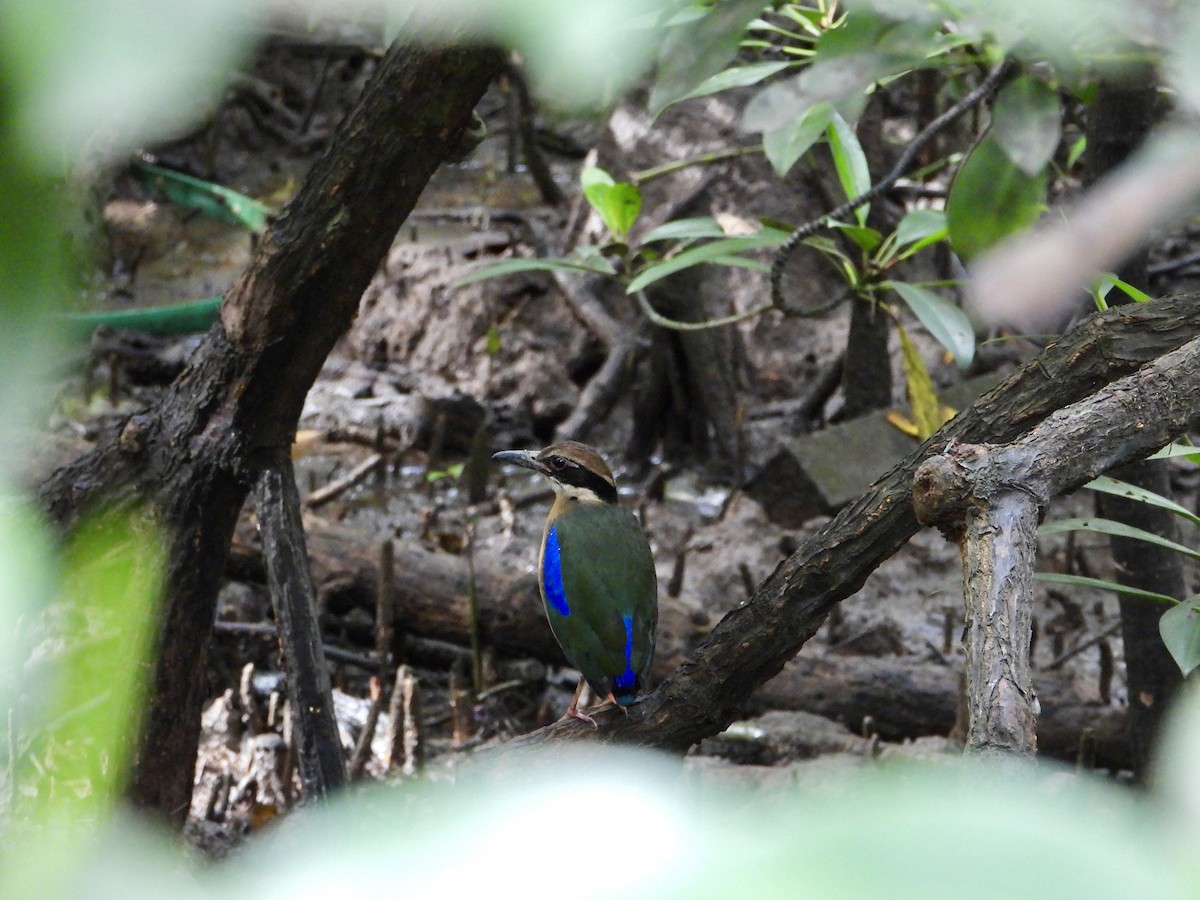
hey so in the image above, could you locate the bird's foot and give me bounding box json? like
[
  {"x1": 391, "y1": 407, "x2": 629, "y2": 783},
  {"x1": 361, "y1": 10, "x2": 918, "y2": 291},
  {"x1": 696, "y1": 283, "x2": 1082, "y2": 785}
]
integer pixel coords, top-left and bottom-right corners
[
  {"x1": 604, "y1": 693, "x2": 631, "y2": 716},
  {"x1": 566, "y1": 704, "x2": 598, "y2": 729}
]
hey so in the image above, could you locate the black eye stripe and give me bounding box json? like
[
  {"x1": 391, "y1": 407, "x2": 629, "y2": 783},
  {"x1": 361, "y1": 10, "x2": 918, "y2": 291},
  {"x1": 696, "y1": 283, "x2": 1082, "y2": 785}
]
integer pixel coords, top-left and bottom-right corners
[{"x1": 555, "y1": 464, "x2": 618, "y2": 503}]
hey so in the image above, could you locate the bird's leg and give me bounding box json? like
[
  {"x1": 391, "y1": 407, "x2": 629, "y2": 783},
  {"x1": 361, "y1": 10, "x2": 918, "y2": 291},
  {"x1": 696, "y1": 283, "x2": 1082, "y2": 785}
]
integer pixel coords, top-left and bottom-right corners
[
  {"x1": 604, "y1": 692, "x2": 631, "y2": 717},
  {"x1": 566, "y1": 677, "x2": 598, "y2": 728}
]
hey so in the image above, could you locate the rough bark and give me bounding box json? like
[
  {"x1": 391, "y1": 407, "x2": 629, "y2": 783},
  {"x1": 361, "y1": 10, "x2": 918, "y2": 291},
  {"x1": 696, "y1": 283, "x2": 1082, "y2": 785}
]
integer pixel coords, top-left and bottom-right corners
[
  {"x1": 961, "y1": 490, "x2": 1039, "y2": 756},
  {"x1": 39, "y1": 42, "x2": 500, "y2": 823},
  {"x1": 914, "y1": 334, "x2": 1200, "y2": 757},
  {"x1": 256, "y1": 453, "x2": 346, "y2": 796},
  {"x1": 501, "y1": 293, "x2": 1200, "y2": 752}
]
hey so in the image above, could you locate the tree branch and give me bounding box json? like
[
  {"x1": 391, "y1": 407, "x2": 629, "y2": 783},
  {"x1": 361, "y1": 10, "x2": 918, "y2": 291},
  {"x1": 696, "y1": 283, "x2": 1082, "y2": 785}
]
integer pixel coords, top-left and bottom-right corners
[
  {"x1": 40, "y1": 41, "x2": 501, "y2": 823},
  {"x1": 912, "y1": 334, "x2": 1200, "y2": 756},
  {"x1": 502, "y1": 292, "x2": 1200, "y2": 752}
]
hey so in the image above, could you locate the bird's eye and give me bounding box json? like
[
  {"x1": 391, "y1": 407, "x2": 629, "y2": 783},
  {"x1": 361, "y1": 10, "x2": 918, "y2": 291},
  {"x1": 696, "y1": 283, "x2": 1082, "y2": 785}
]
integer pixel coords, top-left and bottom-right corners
[{"x1": 548, "y1": 455, "x2": 568, "y2": 471}]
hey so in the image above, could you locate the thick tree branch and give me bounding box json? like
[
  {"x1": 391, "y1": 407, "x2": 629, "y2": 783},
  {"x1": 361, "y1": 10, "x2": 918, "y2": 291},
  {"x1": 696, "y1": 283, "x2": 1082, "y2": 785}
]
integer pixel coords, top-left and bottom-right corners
[
  {"x1": 503, "y1": 292, "x2": 1200, "y2": 751},
  {"x1": 40, "y1": 41, "x2": 501, "y2": 822},
  {"x1": 913, "y1": 334, "x2": 1200, "y2": 757}
]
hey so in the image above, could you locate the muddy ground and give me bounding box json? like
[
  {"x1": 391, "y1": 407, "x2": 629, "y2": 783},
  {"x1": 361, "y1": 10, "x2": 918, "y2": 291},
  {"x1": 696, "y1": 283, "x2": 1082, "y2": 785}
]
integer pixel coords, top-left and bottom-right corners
[{"x1": 47, "y1": 37, "x2": 1200, "y2": 853}]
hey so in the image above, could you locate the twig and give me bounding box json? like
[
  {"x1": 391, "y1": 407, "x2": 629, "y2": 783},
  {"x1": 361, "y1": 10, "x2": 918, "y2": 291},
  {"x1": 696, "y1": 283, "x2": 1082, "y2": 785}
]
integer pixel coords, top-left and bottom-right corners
[
  {"x1": 1148, "y1": 247, "x2": 1200, "y2": 277},
  {"x1": 213, "y1": 619, "x2": 382, "y2": 670},
  {"x1": 299, "y1": 55, "x2": 333, "y2": 137},
  {"x1": 384, "y1": 665, "x2": 406, "y2": 772},
  {"x1": 305, "y1": 452, "x2": 383, "y2": 508},
  {"x1": 449, "y1": 661, "x2": 474, "y2": 746},
  {"x1": 238, "y1": 662, "x2": 259, "y2": 731},
  {"x1": 737, "y1": 562, "x2": 756, "y2": 600},
  {"x1": 474, "y1": 678, "x2": 538, "y2": 702},
  {"x1": 770, "y1": 59, "x2": 1014, "y2": 311},
  {"x1": 400, "y1": 666, "x2": 424, "y2": 776},
  {"x1": 347, "y1": 676, "x2": 384, "y2": 780},
  {"x1": 465, "y1": 521, "x2": 484, "y2": 694},
  {"x1": 668, "y1": 546, "x2": 687, "y2": 599},
  {"x1": 1042, "y1": 620, "x2": 1122, "y2": 671}
]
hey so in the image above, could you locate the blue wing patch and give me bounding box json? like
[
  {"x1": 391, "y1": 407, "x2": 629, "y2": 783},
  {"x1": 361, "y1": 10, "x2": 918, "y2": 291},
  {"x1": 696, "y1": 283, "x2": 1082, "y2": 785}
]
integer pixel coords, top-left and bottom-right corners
[
  {"x1": 613, "y1": 613, "x2": 637, "y2": 691},
  {"x1": 543, "y1": 525, "x2": 570, "y2": 616}
]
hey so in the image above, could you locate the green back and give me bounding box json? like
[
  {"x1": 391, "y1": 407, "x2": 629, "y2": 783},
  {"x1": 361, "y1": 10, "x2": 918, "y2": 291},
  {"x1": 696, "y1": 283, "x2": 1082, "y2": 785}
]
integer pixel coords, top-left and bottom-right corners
[{"x1": 541, "y1": 503, "x2": 657, "y2": 698}]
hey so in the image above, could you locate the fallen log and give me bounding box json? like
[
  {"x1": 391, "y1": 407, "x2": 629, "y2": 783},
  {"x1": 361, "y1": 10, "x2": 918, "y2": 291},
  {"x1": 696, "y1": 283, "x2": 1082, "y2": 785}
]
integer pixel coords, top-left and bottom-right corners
[
  {"x1": 228, "y1": 516, "x2": 1130, "y2": 768},
  {"x1": 229, "y1": 517, "x2": 706, "y2": 680},
  {"x1": 754, "y1": 655, "x2": 1129, "y2": 770}
]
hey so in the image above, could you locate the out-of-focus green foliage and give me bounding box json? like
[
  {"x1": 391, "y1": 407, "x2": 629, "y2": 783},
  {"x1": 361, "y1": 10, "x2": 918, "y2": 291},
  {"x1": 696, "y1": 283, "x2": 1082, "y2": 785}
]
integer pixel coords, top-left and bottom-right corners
[
  {"x1": 5, "y1": 732, "x2": 1200, "y2": 898},
  {"x1": 1, "y1": 507, "x2": 165, "y2": 898},
  {"x1": 4, "y1": 2, "x2": 1200, "y2": 898}
]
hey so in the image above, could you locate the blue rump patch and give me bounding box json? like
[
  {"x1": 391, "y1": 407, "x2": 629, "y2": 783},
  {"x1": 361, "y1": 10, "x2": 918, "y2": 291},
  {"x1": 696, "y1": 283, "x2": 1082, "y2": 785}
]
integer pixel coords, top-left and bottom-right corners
[
  {"x1": 613, "y1": 613, "x2": 637, "y2": 694},
  {"x1": 543, "y1": 525, "x2": 570, "y2": 616}
]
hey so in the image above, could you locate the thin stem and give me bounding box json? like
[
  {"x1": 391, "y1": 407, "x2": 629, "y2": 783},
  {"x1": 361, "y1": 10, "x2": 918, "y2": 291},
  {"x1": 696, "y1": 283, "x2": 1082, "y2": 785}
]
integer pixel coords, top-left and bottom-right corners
[
  {"x1": 771, "y1": 59, "x2": 1014, "y2": 310},
  {"x1": 635, "y1": 291, "x2": 774, "y2": 331},
  {"x1": 632, "y1": 146, "x2": 761, "y2": 185}
]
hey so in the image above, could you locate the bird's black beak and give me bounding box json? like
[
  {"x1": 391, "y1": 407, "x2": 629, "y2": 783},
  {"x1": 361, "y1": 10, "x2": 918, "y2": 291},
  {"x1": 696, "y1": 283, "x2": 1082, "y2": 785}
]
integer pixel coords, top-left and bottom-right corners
[{"x1": 492, "y1": 449, "x2": 544, "y2": 474}]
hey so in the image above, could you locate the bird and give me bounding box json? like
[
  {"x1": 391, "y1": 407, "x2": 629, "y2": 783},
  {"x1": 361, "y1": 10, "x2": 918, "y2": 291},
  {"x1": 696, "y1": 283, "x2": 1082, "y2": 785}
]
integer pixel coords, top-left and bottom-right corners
[{"x1": 492, "y1": 440, "x2": 657, "y2": 726}]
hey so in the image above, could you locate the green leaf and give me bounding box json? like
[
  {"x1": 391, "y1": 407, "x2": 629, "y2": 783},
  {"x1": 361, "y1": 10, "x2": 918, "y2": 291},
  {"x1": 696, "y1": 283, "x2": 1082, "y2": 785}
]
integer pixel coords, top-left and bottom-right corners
[
  {"x1": 743, "y1": 15, "x2": 940, "y2": 133},
  {"x1": 582, "y1": 167, "x2": 642, "y2": 240},
  {"x1": 427, "y1": 463, "x2": 465, "y2": 483},
  {"x1": 1035, "y1": 572, "x2": 1179, "y2": 606},
  {"x1": 706, "y1": 255, "x2": 772, "y2": 273},
  {"x1": 30, "y1": 507, "x2": 165, "y2": 818},
  {"x1": 1148, "y1": 442, "x2": 1200, "y2": 465},
  {"x1": 0, "y1": 494, "x2": 54, "y2": 710},
  {"x1": 891, "y1": 281, "x2": 975, "y2": 368},
  {"x1": 674, "y1": 61, "x2": 792, "y2": 106},
  {"x1": 627, "y1": 230, "x2": 789, "y2": 293},
  {"x1": 991, "y1": 75, "x2": 1063, "y2": 176},
  {"x1": 762, "y1": 102, "x2": 834, "y2": 176},
  {"x1": 456, "y1": 256, "x2": 615, "y2": 287},
  {"x1": 742, "y1": 66, "x2": 867, "y2": 135},
  {"x1": 649, "y1": 0, "x2": 773, "y2": 114},
  {"x1": 1160, "y1": 599, "x2": 1200, "y2": 676},
  {"x1": 1038, "y1": 517, "x2": 1200, "y2": 561},
  {"x1": 64, "y1": 296, "x2": 222, "y2": 340},
  {"x1": 1086, "y1": 476, "x2": 1200, "y2": 528},
  {"x1": 600, "y1": 182, "x2": 642, "y2": 240},
  {"x1": 641, "y1": 217, "x2": 729, "y2": 243},
  {"x1": 947, "y1": 136, "x2": 1047, "y2": 261},
  {"x1": 580, "y1": 165, "x2": 615, "y2": 191},
  {"x1": 1096, "y1": 273, "x2": 1154, "y2": 304},
  {"x1": 827, "y1": 111, "x2": 871, "y2": 225},
  {"x1": 1066, "y1": 134, "x2": 1087, "y2": 169},
  {"x1": 485, "y1": 324, "x2": 501, "y2": 357},
  {"x1": 893, "y1": 209, "x2": 948, "y2": 252},
  {"x1": 897, "y1": 320, "x2": 942, "y2": 440},
  {"x1": 832, "y1": 222, "x2": 882, "y2": 253},
  {"x1": 136, "y1": 163, "x2": 272, "y2": 232}
]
